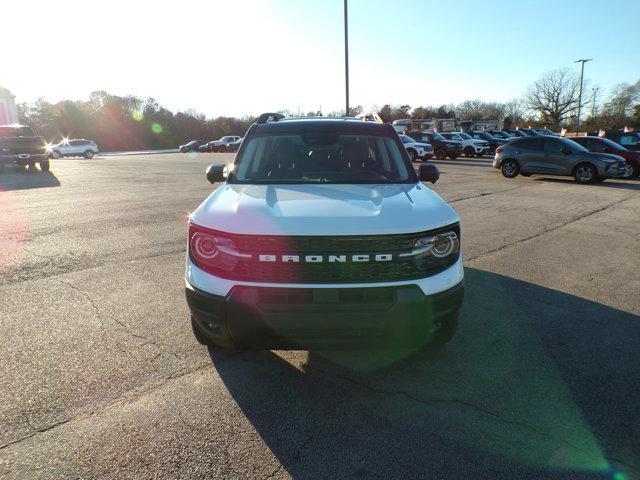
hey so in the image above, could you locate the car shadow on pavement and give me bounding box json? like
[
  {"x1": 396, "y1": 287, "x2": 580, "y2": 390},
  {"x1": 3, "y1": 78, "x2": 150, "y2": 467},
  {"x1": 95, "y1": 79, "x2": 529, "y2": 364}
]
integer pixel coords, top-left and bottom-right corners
[
  {"x1": 0, "y1": 170, "x2": 61, "y2": 191},
  {"x1": 530, "y1": 176, "x2": 640, "y2": 190},
  {"x1": 209, "y1": 268, "x2": 639, "y2": 479}
]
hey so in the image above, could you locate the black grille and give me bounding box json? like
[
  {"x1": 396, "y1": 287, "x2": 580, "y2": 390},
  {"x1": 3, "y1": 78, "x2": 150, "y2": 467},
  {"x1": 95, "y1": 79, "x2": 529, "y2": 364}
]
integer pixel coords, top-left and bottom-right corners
[{"x1": 204, "y1": 224, "x2": 460, "y2": 283}]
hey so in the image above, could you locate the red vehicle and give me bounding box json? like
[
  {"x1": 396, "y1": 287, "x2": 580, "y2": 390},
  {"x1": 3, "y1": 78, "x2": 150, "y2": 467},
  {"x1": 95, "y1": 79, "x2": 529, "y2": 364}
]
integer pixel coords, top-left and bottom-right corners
[{"x1": 570, "y1": 136, "x2": 640, "y2": 179}]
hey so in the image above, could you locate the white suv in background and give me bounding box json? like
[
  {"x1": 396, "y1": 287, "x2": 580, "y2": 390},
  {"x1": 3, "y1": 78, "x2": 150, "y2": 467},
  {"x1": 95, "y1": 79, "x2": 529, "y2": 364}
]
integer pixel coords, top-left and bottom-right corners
[
  {"x1": 440, "y1": 132, "x2": 489, "y2": 158},
  {"x1": 50, "y1": 139, "x2": 99, "y2": 159},
  {"x1": 399, "y1": 134, "x2": 434, "y2": 161}
]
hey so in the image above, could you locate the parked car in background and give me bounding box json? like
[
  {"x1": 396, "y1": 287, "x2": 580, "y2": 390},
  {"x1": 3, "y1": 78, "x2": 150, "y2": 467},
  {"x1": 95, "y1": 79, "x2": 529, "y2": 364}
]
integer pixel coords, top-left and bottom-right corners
[
  {"x1": 533, "y1": 128, "x2": 558, "y2": 136},
  {"x1": 518, "y1": 128, "x2": 543, "y2": 136},
  {"x1": 488, "y1": 130, "x2": 512, "y2": 140},
  {"x1": 467, "y1": 131, "x2": 506, "y2": 155},
  {"x1": 0, "y1": 125, "x2": 49, "y2": 173},
  {"x1": 596, "y1": 131, "x2": 640, "y2": 151},
  {"x1": 180, "y1": 140, "x2": 208, "y2": 153},
  {"x1": 226, "y1": 137, "x2": 243, "y2": 153},
  {"x1": 399, "y1": 134, "x2": 433, "y2": 161},
  {"x1": 49, "y1": 139, "x2": 99, "y2": 159},
  {"x1": 200, "y1": 136, "x2": 242, "y2": 152},
  {"x1": 493, "y1": 136, "x2": 626, "y2": 184},
  {"x1": 406, "y1": 132, "x2": 463, "y2": 159},
  {"x1": 440, "y1": 132, "x2": 489, "y2": 157},
  {"x1": 503, "y1": 129, "x2": 530, "y2": 138},
  {"x1": 570, "y1": 136, "x2": 640, "y2": 178}
]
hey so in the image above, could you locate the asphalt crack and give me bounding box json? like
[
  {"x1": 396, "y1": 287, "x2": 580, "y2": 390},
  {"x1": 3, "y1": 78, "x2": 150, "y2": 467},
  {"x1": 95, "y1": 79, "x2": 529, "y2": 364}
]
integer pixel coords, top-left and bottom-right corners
[
  {"x1": 303, "y1": 363, "x2": 632, "y2": 470},
  {"x1": 467, "y1": 191, "x2": 640, "y2": 262}
]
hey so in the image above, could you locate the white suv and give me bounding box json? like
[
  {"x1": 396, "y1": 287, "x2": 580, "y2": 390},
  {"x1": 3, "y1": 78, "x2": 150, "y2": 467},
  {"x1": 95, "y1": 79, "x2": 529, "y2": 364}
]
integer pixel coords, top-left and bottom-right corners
[
  {"x1": 50, "y1": 139, "x2": 99, "y2": 159},
  {"x1": 185, "y1": 114, "x2": 464, "y2": 352},
  {"x1": 399, "y1": 134, "x2": 434, "y2": 161},
  {"x1": 440, "y1": 132, "x2": 489, "y2": 157}
]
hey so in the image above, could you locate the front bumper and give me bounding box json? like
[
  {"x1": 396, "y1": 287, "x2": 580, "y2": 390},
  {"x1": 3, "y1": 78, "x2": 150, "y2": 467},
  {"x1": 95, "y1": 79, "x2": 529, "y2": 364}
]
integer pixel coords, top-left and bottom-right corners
[
  {"x1": 0, "y1": 153, "x2": 48, "y2": 165},
  {"x1": 186, "y1": 279, "x2": 464, "y2": 350}
]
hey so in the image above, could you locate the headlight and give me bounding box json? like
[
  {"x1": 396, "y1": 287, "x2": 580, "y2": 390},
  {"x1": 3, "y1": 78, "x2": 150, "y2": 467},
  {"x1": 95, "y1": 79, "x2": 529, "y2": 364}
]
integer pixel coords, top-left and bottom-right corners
[
  {"x1": 189, "y1": 223, "x2": 250, "y2": 273},
  {"x1": 401, "y1": 231, "x2": 459, "y2": 259}
]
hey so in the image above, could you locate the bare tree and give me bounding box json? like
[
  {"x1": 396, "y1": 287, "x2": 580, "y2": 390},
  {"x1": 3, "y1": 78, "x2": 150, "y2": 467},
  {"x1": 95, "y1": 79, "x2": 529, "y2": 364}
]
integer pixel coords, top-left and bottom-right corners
[
  {"x1": 602, "y1": 81, "x2": 639, "y2": 117},
  {"x1": 525, "y1": 69, "x2": 582, "y2": 126},
  {"x1": 455, "y1": 99, "x2": 504, "y2": 121}
]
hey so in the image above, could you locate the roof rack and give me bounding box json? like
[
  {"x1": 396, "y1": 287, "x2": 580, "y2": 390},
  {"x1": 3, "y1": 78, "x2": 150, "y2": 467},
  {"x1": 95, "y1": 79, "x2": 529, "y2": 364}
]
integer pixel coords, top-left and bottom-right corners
[{"x1": 256, "y1": 112, "x2": 285, "y2": 124}]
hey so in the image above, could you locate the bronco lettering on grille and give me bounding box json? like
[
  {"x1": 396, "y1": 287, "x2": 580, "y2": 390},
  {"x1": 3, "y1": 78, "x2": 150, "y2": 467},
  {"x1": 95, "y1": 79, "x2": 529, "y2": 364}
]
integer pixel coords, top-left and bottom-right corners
[{"x1": 258, "y1": 254, "x2": 393, "y2": 263}]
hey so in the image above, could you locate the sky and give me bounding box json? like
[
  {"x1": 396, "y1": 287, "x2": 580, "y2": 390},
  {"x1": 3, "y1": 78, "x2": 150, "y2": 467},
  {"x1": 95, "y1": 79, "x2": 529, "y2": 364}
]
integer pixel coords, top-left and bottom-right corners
[{"x1": 3, "y1": 0, "x2": 639, "y2": 117}]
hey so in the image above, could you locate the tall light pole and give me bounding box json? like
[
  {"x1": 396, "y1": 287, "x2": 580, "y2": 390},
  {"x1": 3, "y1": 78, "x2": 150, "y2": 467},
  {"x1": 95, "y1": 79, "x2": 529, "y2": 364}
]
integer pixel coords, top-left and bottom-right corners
[
  {"x1": 344, "y1": 0, "x2": 350, "y2": 117},
  {"x1": 574, "y1": 58, "x2": 592, "y2": 129}
]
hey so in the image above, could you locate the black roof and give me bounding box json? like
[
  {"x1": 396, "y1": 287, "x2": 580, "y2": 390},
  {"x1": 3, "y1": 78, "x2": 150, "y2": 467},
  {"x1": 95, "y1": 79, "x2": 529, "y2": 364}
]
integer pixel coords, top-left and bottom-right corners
[{"x1": 251, "y1": 118, "x2": 396, "y2": 136}]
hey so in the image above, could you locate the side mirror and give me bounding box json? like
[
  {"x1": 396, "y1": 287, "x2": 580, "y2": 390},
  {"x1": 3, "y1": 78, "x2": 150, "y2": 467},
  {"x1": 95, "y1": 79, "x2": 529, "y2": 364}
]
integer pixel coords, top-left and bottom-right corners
[
  {"x1": 206, "y1": 164, "x2": 226, "y2": 184},
  {"x1": 419, "y1": 163, "x2": 439, "y2": 184}
]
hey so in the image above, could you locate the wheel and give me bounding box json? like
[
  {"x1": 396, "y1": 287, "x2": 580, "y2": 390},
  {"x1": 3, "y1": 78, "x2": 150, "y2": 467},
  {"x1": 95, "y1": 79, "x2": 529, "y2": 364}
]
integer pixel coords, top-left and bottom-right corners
[
  {"x1": 464, "y1": 146, "x2": 475, "y2": 157},
  {"x1": 501, "y1": 159, "x2": 519, "y2": 178},
  {"x1": 84, "y1": 150, "x2": 94, "y2": 159},
  {"x1": 180, "y1": 147, "x2": 187, "y2": 153},
  {"x1": 407, "y1": 149, "x2": 417, "y2": 162},
  {"x1": 448, "y1": 155, "x2": 458, "y2": 160},
  {"x1": 51, "y1": 150, "x2": 62, "y2": 159},
  {"x1": 574, "y1": 163, "x2": 597, "y2": 184},
  {"x1": 435, "y1": 149, "x2": 446, "y2": 160},
  {"x1": 427, "y1": 312, "x2": 459, "y2": 351},
  {"x1": 39, "y1": 159, "x2": 50, "y2": 172},
  {"x1": 620, "y1": 162, "x2": 635, "y2": 179}
]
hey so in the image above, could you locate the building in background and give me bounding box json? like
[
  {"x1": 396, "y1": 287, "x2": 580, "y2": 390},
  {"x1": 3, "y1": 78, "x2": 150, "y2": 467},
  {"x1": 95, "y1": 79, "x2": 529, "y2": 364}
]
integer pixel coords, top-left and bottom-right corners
[{"x1": 0, "y1": 87, "x2": 19, "y2": 125}]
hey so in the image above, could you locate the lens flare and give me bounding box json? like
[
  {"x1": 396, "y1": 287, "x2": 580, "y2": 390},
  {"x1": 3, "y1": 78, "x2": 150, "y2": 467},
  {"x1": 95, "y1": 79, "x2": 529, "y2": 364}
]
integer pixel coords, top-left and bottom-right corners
[
  {"x1": 151, "y1": 123, "x2": 162, "y2": 134},
  {"x1": 132, "y1": 109, "x2": 144, "y2": 121}
]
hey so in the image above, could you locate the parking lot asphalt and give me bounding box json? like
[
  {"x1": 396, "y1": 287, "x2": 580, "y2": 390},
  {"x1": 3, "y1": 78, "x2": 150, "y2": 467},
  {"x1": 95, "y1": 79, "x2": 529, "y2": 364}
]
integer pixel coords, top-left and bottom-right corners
[{"x1": 1, "y1": 153, "x2": 639, "y2": 479}]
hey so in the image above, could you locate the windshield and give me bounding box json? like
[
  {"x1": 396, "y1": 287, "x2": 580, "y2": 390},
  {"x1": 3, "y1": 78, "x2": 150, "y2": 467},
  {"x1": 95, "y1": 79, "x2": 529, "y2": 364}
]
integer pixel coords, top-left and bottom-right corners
[
  {"x1": 601, "y1": 137, "x2": 626, "y2": 151},
  {"x1": 0, "y1": 126, "x2": 35, "y2": 138},
  {"x1": 432, "y1": 133, "x2": 445, "y2": 141},
  {"x1": 458, "y1": 132, "x2": 472, "y2": 139},
  {"x1": 232, "y1": 134, "x2": 415, "y2": 184},
  {"x1": 399, "y1": 135, "x2": 413, "y2": 143}
]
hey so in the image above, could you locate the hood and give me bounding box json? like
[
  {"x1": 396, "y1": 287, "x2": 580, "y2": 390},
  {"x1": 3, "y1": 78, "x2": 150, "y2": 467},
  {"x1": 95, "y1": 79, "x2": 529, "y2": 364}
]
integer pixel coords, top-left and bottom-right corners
[{"x1": 190, "y1": 183, "x2": 460, "y2": 236}]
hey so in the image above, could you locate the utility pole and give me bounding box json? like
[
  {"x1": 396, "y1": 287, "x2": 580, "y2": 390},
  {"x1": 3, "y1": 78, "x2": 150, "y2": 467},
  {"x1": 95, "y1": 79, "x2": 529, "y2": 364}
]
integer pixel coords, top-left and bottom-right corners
[
  {"x1": 344, "y1": 0, "x2": 350, "y2": 117},
  {"x1": 574, "y1": 58, "x2": 592, "y2": 130}
]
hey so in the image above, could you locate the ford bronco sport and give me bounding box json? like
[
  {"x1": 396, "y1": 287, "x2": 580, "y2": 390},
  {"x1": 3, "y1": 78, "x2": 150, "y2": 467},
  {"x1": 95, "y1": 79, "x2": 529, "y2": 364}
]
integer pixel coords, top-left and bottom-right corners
[{"x1": 185, "y1": 114, "x2": 464, "y2": 351}]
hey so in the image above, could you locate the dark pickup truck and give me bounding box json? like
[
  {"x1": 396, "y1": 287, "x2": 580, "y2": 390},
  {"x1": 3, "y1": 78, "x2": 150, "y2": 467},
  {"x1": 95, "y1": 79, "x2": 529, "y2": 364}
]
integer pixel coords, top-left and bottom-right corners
[{"x1": 0, "y1": 125, "x2": 50, "y2": 173}]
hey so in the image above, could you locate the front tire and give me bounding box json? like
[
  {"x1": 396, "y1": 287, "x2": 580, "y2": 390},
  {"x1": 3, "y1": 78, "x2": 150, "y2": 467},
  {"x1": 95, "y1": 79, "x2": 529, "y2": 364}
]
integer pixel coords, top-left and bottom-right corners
[
  {"x1": 501, "y1": 159, "x2": 520, "y2": 178},
  {"x1": 435, "y1": 149, "x2": 446, "y2": 160},
  {"x1": 51, "y1": 150, "x2": 62, "y2": 159},
  {"x1": 84, "y1": 150, "x2": 94, "y2": 159},
  {"x1": 620, "y1": 162, "x2": 635, "y2": 179},
  {"x1": 574, "y1": 163, "x2": 597, "y2": 184},
  {"x1": 464, "y1": 146, "x2": 475, "y2": 157}
]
